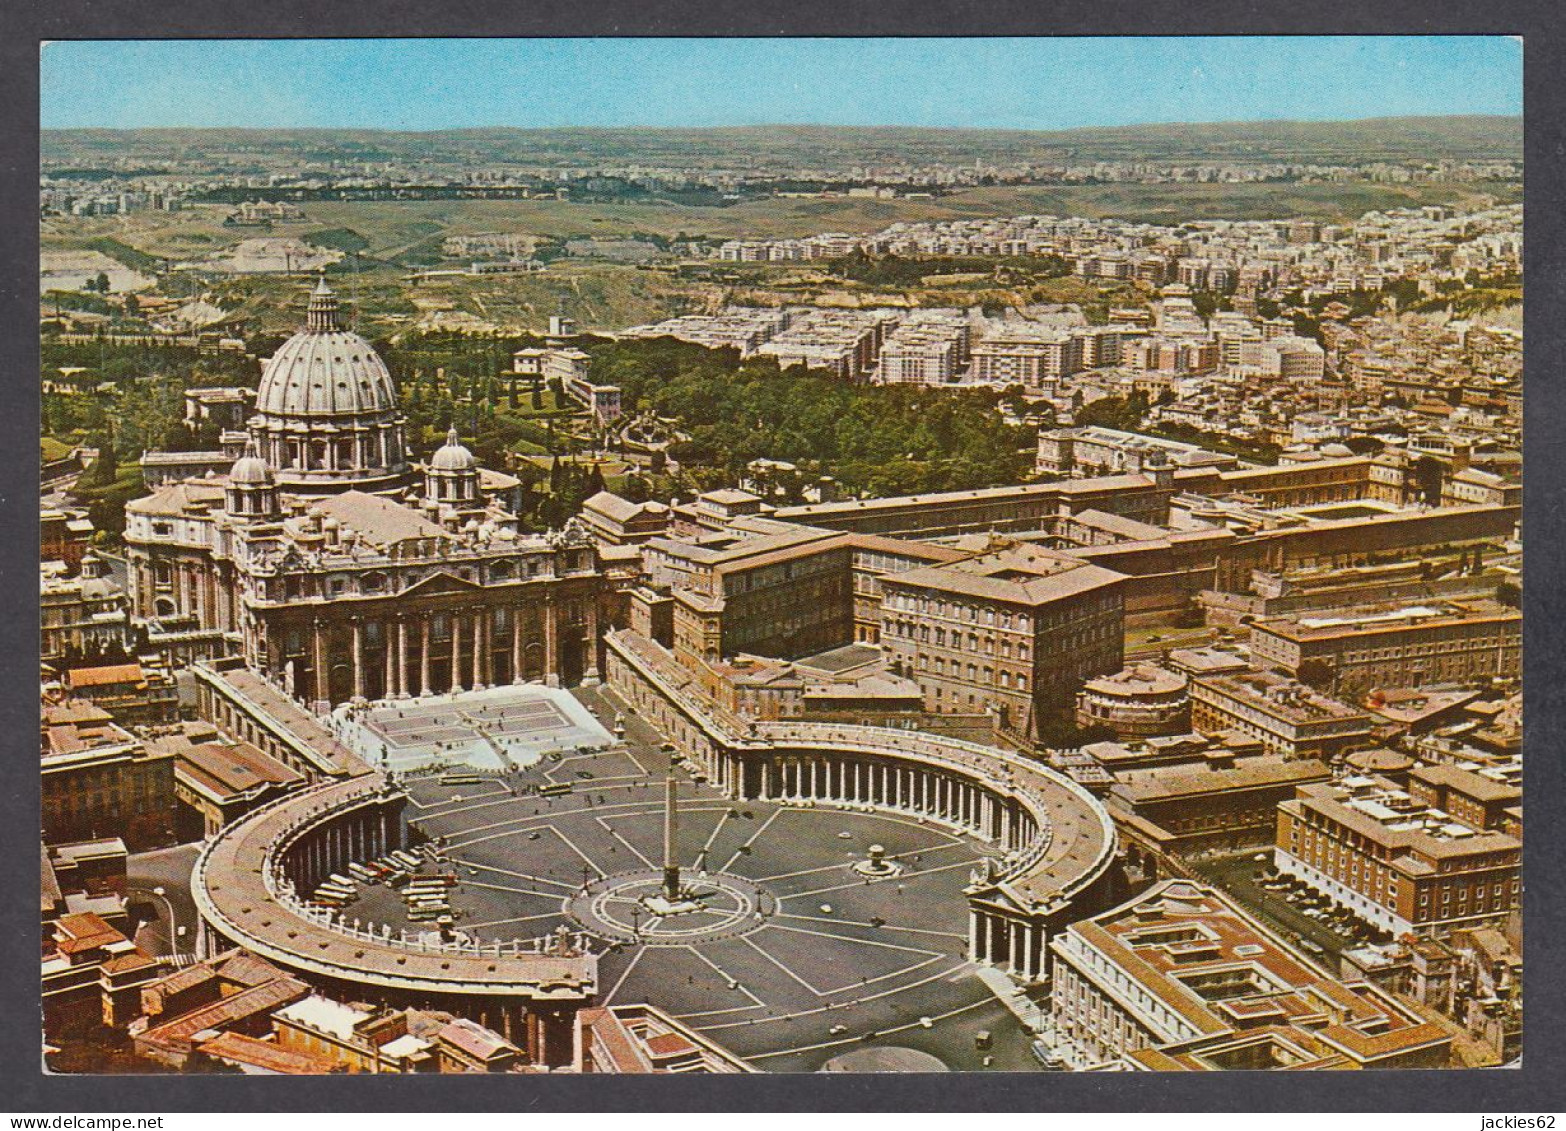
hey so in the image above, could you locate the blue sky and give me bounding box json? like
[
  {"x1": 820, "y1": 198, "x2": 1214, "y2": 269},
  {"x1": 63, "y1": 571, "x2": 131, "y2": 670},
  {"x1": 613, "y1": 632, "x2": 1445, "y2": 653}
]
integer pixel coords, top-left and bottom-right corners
[{"x1": 40, "y1": 37, "x2": 1522, "y2": 131}]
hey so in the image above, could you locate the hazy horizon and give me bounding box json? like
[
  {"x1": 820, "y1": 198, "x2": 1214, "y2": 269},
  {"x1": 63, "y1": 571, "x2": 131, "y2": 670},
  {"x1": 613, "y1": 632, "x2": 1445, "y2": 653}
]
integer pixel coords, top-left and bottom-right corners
[{"x1": 41, "y1": 38, "x2": 1522, "y2": 131}]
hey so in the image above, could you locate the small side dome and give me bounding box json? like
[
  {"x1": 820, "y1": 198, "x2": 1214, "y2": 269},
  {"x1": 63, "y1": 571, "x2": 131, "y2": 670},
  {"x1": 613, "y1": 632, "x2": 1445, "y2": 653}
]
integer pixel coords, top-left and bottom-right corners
[
  {"x1": 229, "y1": 442, "x2": 275, "y2": 485},
  {"x1": 430, "y1": 426, "x2": 477, "y2": 472}
]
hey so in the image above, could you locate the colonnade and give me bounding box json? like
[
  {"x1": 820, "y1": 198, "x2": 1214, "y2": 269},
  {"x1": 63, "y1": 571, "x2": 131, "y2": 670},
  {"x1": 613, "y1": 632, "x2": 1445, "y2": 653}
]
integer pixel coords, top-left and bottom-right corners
[
  {"x1": 280, "y1": 797, "x2": 406, "y2": 893},
  {"x1": 758, "y1": 751, "x2": 1034, "y2": 853},
  {"x1": 969, "y1": 906, "x2": 1048, "y2": 981}
]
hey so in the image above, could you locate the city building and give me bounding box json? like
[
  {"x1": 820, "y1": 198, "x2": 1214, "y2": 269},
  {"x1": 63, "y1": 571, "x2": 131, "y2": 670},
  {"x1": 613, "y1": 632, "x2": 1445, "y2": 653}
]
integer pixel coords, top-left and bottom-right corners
[
  {"x1": 43, "y1": 912, "x2": 164, "y2": 1036},
  {"x1": 1104, "y1": 741, "x2": 1331, "y2": 857},
  {"x1": 41, "y1": 506, "x2": 96, "y2": 570},
  {"x1": 42, "y1": 837, "x2": 132, "y2": 939},
  {"x1": 42, "y1": 696, "x2": 179, "y2": 850},
  {"x1": 61, "y1": 659, "x2": 179, "y2": 726},
  {"x1": 41, "y1": 554, "x2": 131, "y2": 664},
  {"x1": 1075, "y1": 664, "x2": 1191, "y2": 739},
  {"x1": 1248, "y1": 601, "x2": 1520, "y2": 699},
  {"x1": 1189, "y1": 669, "x2": 1373, "y2": 763},
  {"x1": 1275, "y1": 776, "x2": 1521, "y2": 936},
  {"x1": 878, "y1": 543, "x2": 1126, "y2": 735},
  {"x1": 1037, "y1": 427, "x2": 1234, "y2": 478},
  {"x1": 1049, "y1": 879, "x2": 1452, "y2": 1069},
  {"x1": 134, "y1": 951, "x2": 312, "y2": 1070}
]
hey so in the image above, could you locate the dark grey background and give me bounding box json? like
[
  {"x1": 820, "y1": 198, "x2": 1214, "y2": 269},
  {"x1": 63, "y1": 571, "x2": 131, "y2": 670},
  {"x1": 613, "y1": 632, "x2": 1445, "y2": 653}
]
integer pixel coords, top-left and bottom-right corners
[{"x1": 4, "y1": 1, "x2": 1560, "y2": 1112}]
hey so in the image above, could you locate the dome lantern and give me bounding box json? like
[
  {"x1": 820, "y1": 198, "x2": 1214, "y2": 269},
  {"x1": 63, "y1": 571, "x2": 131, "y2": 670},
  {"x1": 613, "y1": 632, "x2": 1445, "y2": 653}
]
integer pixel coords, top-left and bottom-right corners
[{"x1": 305, "y1": 273, "x2": 342, "y2": 332}]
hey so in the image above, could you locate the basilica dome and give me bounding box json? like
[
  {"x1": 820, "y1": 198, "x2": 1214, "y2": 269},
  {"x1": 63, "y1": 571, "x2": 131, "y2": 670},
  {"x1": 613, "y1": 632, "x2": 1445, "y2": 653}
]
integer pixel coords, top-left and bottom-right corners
[
  {"x1": 247, "y1": 275, "x2": 409, "y2": 493},
  {"x1": 256, "y1": 276, "x2": 399, "y2": 419}
]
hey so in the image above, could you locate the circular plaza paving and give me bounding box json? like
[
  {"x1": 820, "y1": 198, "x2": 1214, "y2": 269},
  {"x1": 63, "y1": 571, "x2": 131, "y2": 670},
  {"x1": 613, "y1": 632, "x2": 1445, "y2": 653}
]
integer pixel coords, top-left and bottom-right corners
[{"x1": 365, "y1": 687, "x2": 1038, "y2": 1072}]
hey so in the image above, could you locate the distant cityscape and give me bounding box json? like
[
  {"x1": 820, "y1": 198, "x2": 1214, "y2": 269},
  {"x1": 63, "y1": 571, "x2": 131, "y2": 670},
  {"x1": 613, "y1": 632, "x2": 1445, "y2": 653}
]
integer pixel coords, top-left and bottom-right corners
[{"x1": 40, "y1": 107, "x2": 1521, "y2": 1077}]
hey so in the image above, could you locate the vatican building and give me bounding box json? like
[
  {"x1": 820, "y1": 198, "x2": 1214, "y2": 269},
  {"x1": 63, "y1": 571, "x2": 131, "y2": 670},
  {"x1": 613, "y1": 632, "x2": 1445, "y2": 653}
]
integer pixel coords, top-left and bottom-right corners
[{"x1": 124, "y1": 277, "x2": 614, "y2": 708}]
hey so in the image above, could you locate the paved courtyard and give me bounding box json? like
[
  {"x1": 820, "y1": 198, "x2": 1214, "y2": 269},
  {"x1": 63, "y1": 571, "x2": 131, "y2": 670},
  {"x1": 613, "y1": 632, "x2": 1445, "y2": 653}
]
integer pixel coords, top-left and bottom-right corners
[
  {"x1": 372, "y1": 686, "x2": 1036, "y2": 1072},
  {"x1": 332, "y1": 684, "x2": 613, "y2": 774}
]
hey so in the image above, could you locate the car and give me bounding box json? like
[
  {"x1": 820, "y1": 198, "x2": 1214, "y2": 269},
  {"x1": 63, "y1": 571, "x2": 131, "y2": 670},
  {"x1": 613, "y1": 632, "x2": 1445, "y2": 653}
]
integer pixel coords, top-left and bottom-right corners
[{"x1": 1031, "y1": 1041, "x2": 1065, "y2": 1069}]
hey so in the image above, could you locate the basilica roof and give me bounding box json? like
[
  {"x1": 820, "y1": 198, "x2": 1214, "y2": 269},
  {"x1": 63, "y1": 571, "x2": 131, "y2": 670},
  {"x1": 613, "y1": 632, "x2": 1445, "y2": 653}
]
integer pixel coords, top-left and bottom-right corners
[{"x1": 308, "y1": 491, "x2": 451, "y2": 549}]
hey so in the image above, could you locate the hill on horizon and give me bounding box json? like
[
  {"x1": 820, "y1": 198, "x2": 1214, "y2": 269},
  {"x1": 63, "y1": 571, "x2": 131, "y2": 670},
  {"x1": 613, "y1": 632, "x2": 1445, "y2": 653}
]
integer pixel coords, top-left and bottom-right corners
[{"x1": 43, "y1": 115, "x2": 1523, "y2": 171}]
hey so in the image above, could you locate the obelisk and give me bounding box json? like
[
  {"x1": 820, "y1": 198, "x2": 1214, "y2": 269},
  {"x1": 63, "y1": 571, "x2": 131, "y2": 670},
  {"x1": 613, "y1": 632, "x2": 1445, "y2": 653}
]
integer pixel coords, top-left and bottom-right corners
[{"x1": 662, "y1": 773, "x2": 681, "y2": 899}]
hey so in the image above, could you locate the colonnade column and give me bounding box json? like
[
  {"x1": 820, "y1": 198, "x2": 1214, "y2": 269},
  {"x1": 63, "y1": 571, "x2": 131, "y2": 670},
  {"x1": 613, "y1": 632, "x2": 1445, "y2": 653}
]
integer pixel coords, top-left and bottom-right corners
[{"x1": 382, "y1": 627, "x2": 395, "y2": 700}]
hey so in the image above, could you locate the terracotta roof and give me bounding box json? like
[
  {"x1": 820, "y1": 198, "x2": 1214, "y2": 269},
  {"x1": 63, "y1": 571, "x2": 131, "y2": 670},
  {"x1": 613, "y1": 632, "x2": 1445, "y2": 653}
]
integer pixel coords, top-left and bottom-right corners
[
  {"x1": 139, "y1": 975, "x2": 310, "y2": 1050},
  {"x1": 65, "y1": 663, "x2": 144, "y2": 688},
  {"x1": 1112, "y1": 754, "x2": 1328, "y2": 802},
  {"x1": 102, "y1": 951, "x2": 160, "y2": 975},
  {"x1": 197, "y1": 1031, "x2": 338, "y2": 1075},
  {"x1": 437, "y1": 1017, "x2": 516, "y2": 1061},
  {"x1": 54, "y1": 912, "x2": 125, "y2": 954},
  {"x1": 312, "y1": 491, "x2": 449, "y2": 548},
  {"x1": 176, "y1": 739, "x2": 304, "y2": 801},
  {"x1": 887, "y1": 548, "x2": 1125, "y2": 607}
]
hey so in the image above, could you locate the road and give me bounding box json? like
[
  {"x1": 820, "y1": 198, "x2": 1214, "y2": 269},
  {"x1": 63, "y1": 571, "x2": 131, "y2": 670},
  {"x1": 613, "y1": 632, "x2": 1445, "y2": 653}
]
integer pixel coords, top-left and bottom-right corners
[{"x1": 126, "y1": 841, "x2": 202, "y2": 957}]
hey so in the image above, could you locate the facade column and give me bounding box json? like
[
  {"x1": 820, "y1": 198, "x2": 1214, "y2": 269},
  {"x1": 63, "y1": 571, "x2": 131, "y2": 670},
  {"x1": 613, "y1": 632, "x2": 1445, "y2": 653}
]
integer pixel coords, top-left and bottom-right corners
[
  {"x1": 544, "y1": 601, "x2": 560, "y2": 686},
  {"x1": 450, "y1": 612, "x2": 464, "y2": 693},
  {"x1": 396, "y1": 618, "x2": 408, "y2": 697},
  {"x1": 481, "y1": 611, "x2": 492, "y2": 686},
  {"x1": 312, "y1": 619, "x2": 327, "y2": 703},
  {"x1": 352, "y1": 620, "x2": 365, "y2": 701},
  {"x1": 583, "y1": 603, "x2": 600, "y2": 679},
  {"x1": 471, "y1": 609, "x2": 484, "y2": 689},
  {"x1": 419, "y1": 617, "x2": 432, "y2": 696},
  {"x1": 512, "y1": 610, "x2": 524, "y2": 683}
]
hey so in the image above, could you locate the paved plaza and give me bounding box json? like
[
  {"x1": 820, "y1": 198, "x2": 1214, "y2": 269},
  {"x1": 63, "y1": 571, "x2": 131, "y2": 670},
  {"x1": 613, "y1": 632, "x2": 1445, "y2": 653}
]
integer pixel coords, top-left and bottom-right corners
[
  {"x1": 331, "y1": 684, "x2": 614, "y2": 774},
  {"x1": 369, "y1": 686, "x2": 1037, "y2": 1072}
]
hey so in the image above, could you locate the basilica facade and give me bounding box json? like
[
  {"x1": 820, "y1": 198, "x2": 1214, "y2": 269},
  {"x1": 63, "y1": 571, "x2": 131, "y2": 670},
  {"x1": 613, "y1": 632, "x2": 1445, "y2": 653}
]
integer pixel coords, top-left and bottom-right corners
[{"x1": 125, "y1": 278, "x2": 615, "y2": 708}]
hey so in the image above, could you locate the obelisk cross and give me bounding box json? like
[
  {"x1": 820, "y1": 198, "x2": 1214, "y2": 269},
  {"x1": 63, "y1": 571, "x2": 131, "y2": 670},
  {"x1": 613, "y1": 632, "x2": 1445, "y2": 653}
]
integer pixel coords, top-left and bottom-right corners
[{"x1": 662, "y1": 772, "x2": 681, "y2": 899}]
